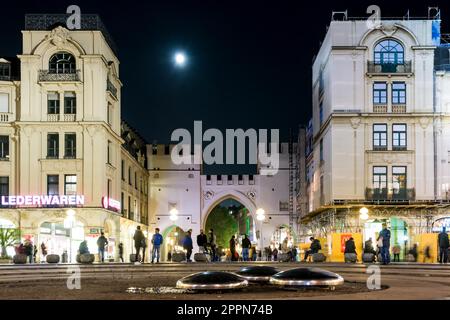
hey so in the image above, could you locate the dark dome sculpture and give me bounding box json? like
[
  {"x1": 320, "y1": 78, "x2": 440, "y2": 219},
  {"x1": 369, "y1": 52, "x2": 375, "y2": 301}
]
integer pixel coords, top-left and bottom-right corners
[
  {"x1": 176, "y1": 271, "x2": 248, "y2": 290},
  {"x1": 236, "y1": 266, "x2": 279, "y2": 283},
  {"x1": 269, "y1": 267, "x2": 344, "y2": 288}
]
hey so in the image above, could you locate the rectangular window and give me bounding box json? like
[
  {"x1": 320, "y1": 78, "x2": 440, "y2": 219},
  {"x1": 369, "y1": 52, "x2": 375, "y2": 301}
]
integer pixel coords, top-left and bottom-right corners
[
  {"x1": 392, "y1": 124, "x2": 407, "y2": 150},
  {"x1": 373, "y1": 82, "x2": 387, "y2": 104},
  {"x1": 107, "y1": 179, "x2": 112, "y2": 199},
  {"x1": 135, "y1": 172, "x2": 138, "y2": 189},
  {"x1": 164, "y1": 145, "x2": 170, "y2": 155},
  {"x1": 0, "y1": 64, "x2": 10, "y2": 79},
  {"x1": 47, "y1": 175, "x2": 59, "y2": 195},
  {"x1": 372, "y1": 166, "x2": 387, "y2": 190},
  {"x1": 392, "y1": 82, "x2": 406, "y2": 104},
  {"x1": 121, "y1": 160, "x2": 125, "y2": 180},
  {"x1": 152, "y1": 145, "x2": 158, "y2": 155},
  {"x1": 64, "y1": 175, "x2": 77, "y2": 195},
  {"x1": 319, "y1": 139, "x2": 324, "y2": 162},
  {"x1": 0, "y1": 136, "x2": 9, "y2": 160},
  {"x1": 128, "y1": 196, "x2": 131, "y2": 218},
  {"x1": 64, "y1": 133, "x2": 76, "y2": 158},
  {"x1": 47, "y1": 133, "x2": 59, "y2": 158},
  {"x1": 373, "y1": 124, "x2": 387, "y2": 150},
  {"x1": 319, "y1": 101, "x2": 324, "y2": 126},
  {"x1": 107, "y1": 141, "x2": 112, "y2": 165},
  {"x1": 128, "y1": 167, "x2": 132, "y2": 185},
  {"x1": 279, "y1": 201, "x2": 289, "y2": 211},
  {"x1": 64, "y1": 92, "x2": 76, "y2": 114},
  {"x1": 0, "y1": 93, "x2": 9, "y2": 113},
  {"x1": 121, "y1": 192, "x2": 124, "y2": 215},
  {"x1": 47, "y1": 92, "x2": 60, "y2": 114},
  {"x1": 0, "y1": 176, "x2": 8, "y2": 207},
  {"x1": 392, "y1": 166, "x2": 407, "y2": 194}
]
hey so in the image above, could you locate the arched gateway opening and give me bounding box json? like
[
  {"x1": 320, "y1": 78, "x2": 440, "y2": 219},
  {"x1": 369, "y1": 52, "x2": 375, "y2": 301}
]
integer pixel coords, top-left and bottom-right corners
[{"x1": 204, "y1": 198, "x2": 256, "y2": 261}]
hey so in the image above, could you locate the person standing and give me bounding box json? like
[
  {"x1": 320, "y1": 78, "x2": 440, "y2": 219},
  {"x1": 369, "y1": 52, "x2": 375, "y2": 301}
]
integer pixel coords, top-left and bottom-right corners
[
  {"x1": 151, "y1": 228, "x2": 163, "y2": 263},
  {"x1": 133, "y1": 226, "x2": 145, "y2": 263},
  {"x1": 378, "y1": 223, "x2": 391, "y2": 265},
  {"x1": 118, "y1": 242, "x2": 124, "y2": 263},
  {"x1": 229, "y1": 235, "x2": 237, "y2": 261},
  {"x1": 241, "y1": 234, "x2": 251, "y2": 261},
  {"x1": 196, "y1": 229, "x2": 208, "y2": 253},
  {"x1": 24, "y1": 240, "x2": 33, "y2": 264},
  {"x1": 97, "y1": 232, "x2": 108, "y2": 263},
  {"x1": 392, "y1": 244, "x2": 401, "y2": 262},
  {"x1": 183, "y1": 229, "x2": 193, "y2": 262},
  {"x1": 438, "y1": 227, "x2": 449, "y2": 263},
  {"x1": 208, "y1": 229, "x2": 217, "y2": 262},
  {"x1": 40, "y1": 242, "x2": 47, "y2": 263}
]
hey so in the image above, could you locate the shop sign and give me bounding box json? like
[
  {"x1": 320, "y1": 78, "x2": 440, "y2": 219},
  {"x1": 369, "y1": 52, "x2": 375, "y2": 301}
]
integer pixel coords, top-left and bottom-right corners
[
  {"x1": 1, "y1": 195, "x2": 84, "y2": 207},
  {"x1": 102, "y1": 197, "x2": 121, "y2": 212},
  {"x1": 340, "y1": 234, "x2": 353, "y2": 253},
  {"x1": 89, "y1": 228, "x2": 102, "y2": 235}
]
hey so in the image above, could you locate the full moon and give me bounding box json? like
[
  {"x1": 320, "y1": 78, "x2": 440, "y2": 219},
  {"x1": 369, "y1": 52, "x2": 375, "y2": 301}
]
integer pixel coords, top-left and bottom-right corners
[{"x1": 174, "y1": 52, "x2": 187, "y2": 66}]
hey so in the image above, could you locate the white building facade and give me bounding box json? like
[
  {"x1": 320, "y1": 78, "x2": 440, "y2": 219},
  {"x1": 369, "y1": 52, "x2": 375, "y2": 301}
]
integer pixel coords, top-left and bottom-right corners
[{"x1": 300, "y1": 12, "x2": 450, "y2": 256}]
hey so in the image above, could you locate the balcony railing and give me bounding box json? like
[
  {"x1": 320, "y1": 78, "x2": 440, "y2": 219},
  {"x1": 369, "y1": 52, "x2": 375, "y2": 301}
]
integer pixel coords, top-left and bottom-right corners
[
  {"x1": 373, "y1": 104, "x2": 388, "y2": 113},
  {"x1": 365, "y1": 188, "x2": 415, "y2": 201},
  {"x1": 392, "y1": 104, "x2": 406, "y2": 113},
  {"x1": 367, "y1": 61, "x2": 412, "y2": 74},
  {"x1": 0, "y1": 113, "x2": 11, "y2": 122},
  {"x1": 39, "y1": 70, "x2": 81, "y2": 82},
  {"x1": 47, "y1": 114, "x2": 76, "y2": 122}
]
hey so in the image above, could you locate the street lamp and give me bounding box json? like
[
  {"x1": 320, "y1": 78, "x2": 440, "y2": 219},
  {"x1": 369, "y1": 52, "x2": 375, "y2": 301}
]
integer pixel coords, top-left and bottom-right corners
[
  {"x1": 64, "y1": 209, "x2": 76, "y2": 263},
  {"x1": 359, "y1": 207, "x2": 369, "y2": 220},
  {"x1": 256, "y1": 208, "x2": 265, "y2": 261},
  {"x1": 169, "y1": 208, "x2": 179, "y2": 221}
]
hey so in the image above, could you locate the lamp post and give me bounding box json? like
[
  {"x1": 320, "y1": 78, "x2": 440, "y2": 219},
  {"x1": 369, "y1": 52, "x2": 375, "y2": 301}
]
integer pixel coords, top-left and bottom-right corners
[
  {"x1": 64, "y1": 209, "x2": 76, "y2": 263},
  {"x1": 256, "y1": 208, "x2": 265, "y2": 261}
]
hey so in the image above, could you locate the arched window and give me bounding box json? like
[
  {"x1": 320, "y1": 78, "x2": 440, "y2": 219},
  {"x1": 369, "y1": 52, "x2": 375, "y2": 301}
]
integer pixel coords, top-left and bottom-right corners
[
  {"x1": 374, "y1": 39, "x2": 404, "y2": 65},
  {"x1": 49, "y1": 52, "x2": 76, "y2": 74}
]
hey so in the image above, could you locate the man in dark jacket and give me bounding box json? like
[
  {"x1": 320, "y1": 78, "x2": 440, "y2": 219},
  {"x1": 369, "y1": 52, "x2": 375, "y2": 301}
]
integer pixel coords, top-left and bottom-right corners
[
  {"x1": 344, "y1": 237, "x2": 357, "y2": 254},
  {"x1": 241, "y1": 234, "x2": 252, "y2": 261},
  {"x1": 133, "y1": 226, "x2": 145, "y2": 263},
  {"x1": 97, "y1": 232, "x2": 108, "y2": 263},
  {"x1": 303, "y1": 237, "x2": 321, "y2": 262},
  {"x1": 196, "y1": 229, "x2": 208, "y2": 253},
  {"x1": 438, "y1": 227, "x2": 449, "y2": 263},
  {"x1": 183, "y1": 229, "x2": 193, "y2": 262},
  {"x1": 378, "y1": 223, "x2": 391, "y2": 265}
]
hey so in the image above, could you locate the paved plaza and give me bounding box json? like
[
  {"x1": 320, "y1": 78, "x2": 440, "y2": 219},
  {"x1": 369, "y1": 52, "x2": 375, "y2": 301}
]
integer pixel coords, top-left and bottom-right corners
[{"x1": 0, "y1": 262, "x2": 449, "y2": 300}]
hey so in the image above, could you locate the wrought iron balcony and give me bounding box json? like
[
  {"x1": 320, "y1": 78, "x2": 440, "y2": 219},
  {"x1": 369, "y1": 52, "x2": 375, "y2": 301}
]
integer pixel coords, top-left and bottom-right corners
[
  {"x1": 367, "y1": 61, "x2": 412, "y2": 74},
  {"x1": 365, "y1": 188, "x2": 415, "y2": 201},
  {"x1": 39, "y1": 70, "x2": 81, "y2": 82},
  {"x1": 107, "y1": 78, "x2": 118, "y2": 99}
]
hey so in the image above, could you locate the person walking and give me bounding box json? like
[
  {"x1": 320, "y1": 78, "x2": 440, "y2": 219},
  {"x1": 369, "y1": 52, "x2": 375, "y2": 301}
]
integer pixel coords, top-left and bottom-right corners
[
  {"x1": 183, "y1": 229, "x2": 193, "y2": 262},
  {"x1": 438, "y1": 227, "x2": 449, "y2": 263},
  {"x1": 208, "y1": 229, "x2": 217, "y2": 262},
  {"x1": 241, "y1": 234, "x2": 251, "y2": 261},
  {"x1": 97, "y1": 232, "x2": 108, "y2": 263},
  {"x1": 378, "y1": 223, "x2": 391, "y2": 265},
  {"x1": 196, "y1": 229, "x2": 208, "y2": 253},
  {"x1": 392, "y1": 244, "x2": 401, "y2": 262},
  {"x1": 303, "y1": 237, "x2": 321, "y2": 262},
  {"x1": 40, "y1": 242, "x2": 47, "y2": 263},
  {"x1": 151, "y1": 228, "x2": 163, "y2": 263},
  {"x1": 229, "y1": 235, "x2": 237, "y2": 261},
  {"x1": 118, "y1": 242, "x2": 124, "y2": 263},
  {"x1": 133, "y1": 226, "x2": 145, "y2": 263}
]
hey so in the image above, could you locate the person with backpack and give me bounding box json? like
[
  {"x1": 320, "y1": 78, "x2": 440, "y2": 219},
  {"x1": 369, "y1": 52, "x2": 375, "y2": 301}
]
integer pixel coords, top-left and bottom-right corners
[
  {"x1": 182, "y1": 229, "x2": 193, "y2": 262},
  {"x1": 133, "y1": 226, "x2": 145, "y2": 263},
  {"x1": 151, "y1": 228, "x2": 163, "y2": 263},
  {"x1": 97, "y1": 232, "x2": 108, "y2": 263},
  {"x1": 378, "y1": 223, "x2": 391, "y2": 265},
  {"x1": 241, "y1": 234, "x2": 251, "y2": 261}
]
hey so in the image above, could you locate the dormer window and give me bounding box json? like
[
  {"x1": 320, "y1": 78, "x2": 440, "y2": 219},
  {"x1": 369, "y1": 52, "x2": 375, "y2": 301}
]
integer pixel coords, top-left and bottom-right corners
[{"x1": 49, "y1": 52, "x2": 75, "y2": 74}]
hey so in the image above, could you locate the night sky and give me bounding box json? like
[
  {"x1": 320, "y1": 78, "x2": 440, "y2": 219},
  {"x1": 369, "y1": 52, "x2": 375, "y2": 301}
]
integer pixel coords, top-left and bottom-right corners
[{"x1": 1, "y1": 0, "x2": 449, "y2": 173}]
